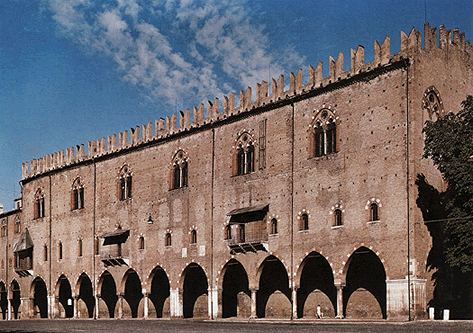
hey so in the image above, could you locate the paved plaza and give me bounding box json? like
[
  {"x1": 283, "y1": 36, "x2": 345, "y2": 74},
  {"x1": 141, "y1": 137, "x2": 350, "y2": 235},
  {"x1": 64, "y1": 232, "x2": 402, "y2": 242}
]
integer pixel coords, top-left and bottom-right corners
[{"x1": 0, "y1": 320, "x2": 472, "y2": 333}]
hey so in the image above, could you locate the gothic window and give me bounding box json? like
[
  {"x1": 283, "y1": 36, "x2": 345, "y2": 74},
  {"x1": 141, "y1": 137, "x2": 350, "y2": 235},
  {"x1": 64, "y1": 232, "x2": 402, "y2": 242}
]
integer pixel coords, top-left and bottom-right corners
[
  {"x1": 165, "y1": 232, "x2": 172, "y2": 247},
  {"x1": 1, "y1": 220, "x2": 6, "y2": 237},
  {"x1": 370, "y1": 203, "x2": 379, "y2": 222},
  {"x1": 118, "y1": 165, "x2": 132, "y2": 200},
  {"x1": 225, "y1": 225, "x2": 232, "y2": 240},
  {"x1": 271, "y1": 218, "x2": 278, "y2": 234},
  {"x1": 14, "y1": 216, "x2": 20, "y2": 234},
  {"x1": 309, "y1": 107, "x2": 339, "y2": 158},
  {"x1": 300, "y1": 213, "x2": 309, "y2": 231},
  {"x1": 34, "y1": 189, "x2": 45, "y2": 219},
  {"x1": 139, "y1": 236, "x2": 145, "y2": 250},
  {"x1": 423, "y1": 87, "x2": 444, "y2": 121},
  {"x1": 233, "y1": 132, "x2": 255, "y2": 176},
  {"x1": 71, "y1": 178, "x2": 85, "y2": 210},
  {"x1": 78, "y1": 238, "x2": 83, "y2": 257},
  {"x1": 334, "y1": 209, "x2": 343, "y2": 226},
  {"x1": 171, "y1": 150, "x2": 189, "y2": 190},
  {"x1": 58, "y1": 242, "x2": 63, "y2": 260},
  {"x1": 190, "y1": 229, "x2": 197, "y2": 244},
  {"x1": 43, "y1": 245, "x2": 48, "y2": 261}
]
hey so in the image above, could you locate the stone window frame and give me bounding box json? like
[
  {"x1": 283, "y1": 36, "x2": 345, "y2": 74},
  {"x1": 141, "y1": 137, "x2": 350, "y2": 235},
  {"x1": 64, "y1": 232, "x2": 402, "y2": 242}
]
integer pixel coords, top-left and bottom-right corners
[
  {"x1": 138, "y1": 235, "x2": 145, "y2": 250},
  {"x1": 297, "y1": 209, "x2": 310, "y2": 232},
  {"x1": 58, "y1": 241, "x2": 63, "y2": 260},
  {"x1": 118, "y1": 164, "x2": 133, "y2": 201},
  {"x1": 71, "y1": 177, "x2": 85, "y2": 211},
  {"x1": 14, "y1": 216, "x2": 21, "y2": 234},
  {"x1": 224, "y1": 225, "x2": 232, "y2": 240},
  {"x1": 77, "y1": 237, "x2": 83, "y2": 257},
  {"x1": 190, "y1": 228, "x2": 197, "y2": 245},
  {"x1": 330, "y1": 204, "x2": 345, "y2": 228},
  {"x1": 34, "y1": 188, "x2": 45, "y2": 219},
  {"x1": 170, "y1": 149, "x2": 189, "y2": 190},
  {"x1": 232, "y1": 130, "x2": 256, "y2": 176},
  {"x1": 365, "y1": 198, "x2": 382, "y2": 223},
  {"x1": 165, "y1": 230, "x2": 172, "y2": 247},
  {"x1": 308, "y1": 105, "x2": 340, "y2": 158},
  {"x1": 43, "y1": 244, "x2": 48, "y2": 261},
  {"x1": 422, "y1": 86, "x2": 444, "y2": 121},
  {"x1": 1, "y1": 220, "x2": 6, "y2": 238}
]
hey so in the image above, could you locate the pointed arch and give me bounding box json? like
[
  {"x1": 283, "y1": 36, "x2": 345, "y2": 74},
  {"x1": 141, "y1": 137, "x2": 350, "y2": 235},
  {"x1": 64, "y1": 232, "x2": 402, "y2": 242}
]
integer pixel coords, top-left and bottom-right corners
[
  {"x1": 148, "y1": 265, "x2": 171, "y2": 318},
  {"x1": 256, "y1": 255, "x2": 291, "y2": 318},
  {"x1": 10, "y1": 280, "x2": 20, "y2": 319},
  {"x1": 31, "y1": 277, "x2": 48, "y2": 318},
  {"x1": 0, "y1": 282, "x2": 7, "y2": 320},
  {"x1": 343, "y1": 246, "x2": 386, "y2": 319},
  {"x1": 120, "y1": 268, "x2": 143, "y2": 318},
  {"x1": 296, "y1": 251, "x2": 336, "y2": 318},
  {"x1": 220, "y1": 259, "x2": 250, "y2": 318},
  {"x1": 118, "y1": 164, "x2": 133, "y2": 200},
  {"x1": 76, "y1": 273, "x2": 94, "y2": 318},
  {"x1": 55, "y1": 275, "x2": 73, "y2": 318},
  {"x1": 422, "y1": 86, "x2": 444, "y2": 120},
  {"x1": 181, "y1": 263, "x2": 209, "y2": 319},
  {"x1": 34, "y1": 188, "x2": 45, "y2": 219},
  {"x1": 71, "y1": 177, "x2": 84, "y2": 210},
  {"x1": 232, "y1": 131, "x2": 256, "y2": 176},
  {"x1": 98, "y1": 271, "x2": 118, "y2": 318}
]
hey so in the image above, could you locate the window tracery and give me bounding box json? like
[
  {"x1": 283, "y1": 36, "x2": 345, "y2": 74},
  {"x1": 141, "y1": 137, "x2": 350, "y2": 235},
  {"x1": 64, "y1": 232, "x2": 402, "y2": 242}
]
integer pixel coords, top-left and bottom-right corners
[
  {"x1": 34, "y1": 189, "x2": 45, "y2": 219},
  {"x1": 71, "y1": 178, "x2": 84, "y2": 210},
  {"x1": 118, "y1": 165, "x2": 132, "y2": 200},
  {"x1": 171, "y1": 150, "x2": 188, "y2": 190},
  {"x1": 233, "y1": 131, "x2": 255, "y2": 176},
  {"x1": 422, "y1": 86, "x2": 444, "y2": 120},
  {"x1": 309, "y1": 107, "x2": 339, "y2": 158}
]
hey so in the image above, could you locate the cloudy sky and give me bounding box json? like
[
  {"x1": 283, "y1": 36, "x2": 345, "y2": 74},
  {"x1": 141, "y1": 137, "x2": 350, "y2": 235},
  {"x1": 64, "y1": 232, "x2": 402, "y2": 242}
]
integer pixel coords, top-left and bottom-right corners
[{"x1": 0, "y1": 0, "x2": 472, "y2": 210}]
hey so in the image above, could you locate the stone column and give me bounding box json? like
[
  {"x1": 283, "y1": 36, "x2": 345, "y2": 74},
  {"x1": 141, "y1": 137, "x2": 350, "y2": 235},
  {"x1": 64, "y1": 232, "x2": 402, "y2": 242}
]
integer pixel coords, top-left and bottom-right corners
[
  {"x1": 94, "y1": 295, "x2": 100, "y2": 319},
  {"x1": 73, "y1": 296, "x2": 79, "y2": 319},
  {"x1": 48, "y1": 295, "x2": 56, "y2": 319},
  {"x1": 335, "y1": 283, "x2": 345, "y2": 319},
  {"x1": 117, "y1": 294, "x2": 124, "y2": 319},
  {"x1": 250, "y1": 288, "x2": 257, "y2": 319},
  {"x1": 7, "y1": 297, "x2": 11, "y2": 320},
  {"x1": 169, "y1": 288, "x2": 182, "y2": 318},
  {"x1": 209, "y1": 287, "x2": 218, "y2": 320},
  {"x1": 292, "y1": 287, "x2": 298, "y2": 319},
  {"x1": 143, "y1": 293, "x2": 149, "y2": 319}
]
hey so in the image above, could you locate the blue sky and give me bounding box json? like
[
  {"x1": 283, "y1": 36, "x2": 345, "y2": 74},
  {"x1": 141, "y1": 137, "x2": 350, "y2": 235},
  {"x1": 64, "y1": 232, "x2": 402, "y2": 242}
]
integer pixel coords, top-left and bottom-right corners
[{"x1": 0, "y1": 0, "x2": 472, "y2": 211}]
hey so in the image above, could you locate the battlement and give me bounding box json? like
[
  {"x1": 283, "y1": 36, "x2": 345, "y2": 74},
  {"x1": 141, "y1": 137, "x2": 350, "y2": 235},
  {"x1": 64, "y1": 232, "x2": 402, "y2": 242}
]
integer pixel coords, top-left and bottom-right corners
[{"x1": 21, "y1": 24, "x2": 472, "y2": 181}]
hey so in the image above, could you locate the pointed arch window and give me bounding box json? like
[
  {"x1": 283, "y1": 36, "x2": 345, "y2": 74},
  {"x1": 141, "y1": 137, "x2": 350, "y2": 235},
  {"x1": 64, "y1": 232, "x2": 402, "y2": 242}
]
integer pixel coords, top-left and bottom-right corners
[
  {"x1": 309, "y1": 108, "x2": 339, "y2": 158},
  {"x1": 71, "y1": 178, "x2": 85, "y2": 210},
  {"x1": 233, "y1": 132, "x2": 255, "y2": 176},
  {"x1": 58, "y1": 242, "x2": 63, "y2": 260},
  {"x1": 1, "y1": 220, "x2": 6, "y2": 237},
  {"x1": 238, "y1": 224, "x2": 245, "y2": 243},
  {"x1": 369, "y1": 203, "x2": 379, "y2": 222},
  {"x1": 78, "y1": 238, "x2": 83, "y2": 257},
  {"x1": 14, "y1": 216, "x2": 21, "y2": 234},
  {"x1": 43, "y1": 245, "x2": 48, "y2": 261},
  {"x1": 270, "y1": 218, "x2": 278, "y2": 235},
  {"x1": 334, "y1": 209, "x2": 343, "y2": 226},
  {"x1": 34, "y1": 189, "x2": 45, "y2": 219},
  {"x1": 423, "y1": 87, "x2": 444, "y2": 121},
  {"x1": 139, "y1": 236, "x2": 145, "y2": 250},
  {"x1": 171, "y1": 150, "x2": 188, "y2": 190},
  {"x1": 165, "y1": 232, "x2": 172, "y2": 247},
  {"x1": 118, "y1": 165, "x2": 132, "y2": 200},
  {"x1": 190, "y1": 229, "x2": 197, "y2": 245}
]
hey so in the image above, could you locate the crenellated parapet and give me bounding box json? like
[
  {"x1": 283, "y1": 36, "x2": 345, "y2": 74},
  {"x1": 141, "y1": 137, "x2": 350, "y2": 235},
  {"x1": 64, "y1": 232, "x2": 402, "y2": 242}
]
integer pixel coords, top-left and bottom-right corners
[{"x1": 21, "y1": 24, "x2": 473, "y2": 181}]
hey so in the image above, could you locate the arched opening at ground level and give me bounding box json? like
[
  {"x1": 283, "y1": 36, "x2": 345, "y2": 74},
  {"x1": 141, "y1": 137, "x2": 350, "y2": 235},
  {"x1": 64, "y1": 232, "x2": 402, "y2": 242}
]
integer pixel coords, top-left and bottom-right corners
[
  {"x1": 343, "y1": 247, "x2": 386, "y2": 319},
  {"x1": 297, "y1": 252, "x2": 336, "y2": 318},
  {"x1": 257, "y1": 255, "x2": 291, "y2": 318},
  {"x1": 10, "y1": 281, "x2": 20, "y2": 319},
  {"x1": 99, "y1": 272, "x2": 118, "y2": 318},
  {"x1": 222, "y1": 259, "x2": 250, "y2": 318},
  {"x1": 77, "y1": 273, "x2": 94, "y2": 318},
  {"x1": 0, "y1": 282, "x2": 7, "y2": 320},
  {"x1": 56, "y1": 275, "x2": 73, "y2": 318},
  {"x1": 149, "y1": 266, "x2": 170, "y2": 318},
  {"x1": 32, "y1": 277, "x2": 48, "y2": 318},
  {"x1": 123, "y1": 269, "x2": 143, "y2": 318},
  {"x1": 182, "y1": 263, "x2": 208, "y2": 319}
]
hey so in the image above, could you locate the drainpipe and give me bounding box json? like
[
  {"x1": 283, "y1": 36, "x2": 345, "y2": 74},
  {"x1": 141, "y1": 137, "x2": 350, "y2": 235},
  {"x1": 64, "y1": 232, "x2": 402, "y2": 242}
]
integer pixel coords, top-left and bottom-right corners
[{"x1": 290, "y1": 102, "x2": 295, "y2": 320}]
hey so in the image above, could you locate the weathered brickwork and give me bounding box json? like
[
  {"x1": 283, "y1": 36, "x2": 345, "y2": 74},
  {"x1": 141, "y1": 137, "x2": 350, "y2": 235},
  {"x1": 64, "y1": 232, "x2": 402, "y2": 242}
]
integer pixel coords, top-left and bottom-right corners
[{"x1": 0, "y1": 24, "x2": 472, "y2": 321}]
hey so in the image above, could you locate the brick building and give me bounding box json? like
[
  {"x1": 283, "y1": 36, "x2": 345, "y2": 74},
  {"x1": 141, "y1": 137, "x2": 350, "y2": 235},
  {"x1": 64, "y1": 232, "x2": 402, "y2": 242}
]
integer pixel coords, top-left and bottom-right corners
[{"x1": 0, "y1": 23, "x2": 472, "y2": 321}]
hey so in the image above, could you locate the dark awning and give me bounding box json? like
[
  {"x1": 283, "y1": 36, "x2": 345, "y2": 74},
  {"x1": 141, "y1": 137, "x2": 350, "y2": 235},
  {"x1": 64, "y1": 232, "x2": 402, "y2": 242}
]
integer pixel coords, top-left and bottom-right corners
[
  {"x1": 101, "y1": 229, "x2": 130, "y2": 245},
  {"x1": 13, "y1": 228, "x2": 33, "y2": 253},
  {"x1": 227, "y1": 204, "x2": 269, "y2": 224}
]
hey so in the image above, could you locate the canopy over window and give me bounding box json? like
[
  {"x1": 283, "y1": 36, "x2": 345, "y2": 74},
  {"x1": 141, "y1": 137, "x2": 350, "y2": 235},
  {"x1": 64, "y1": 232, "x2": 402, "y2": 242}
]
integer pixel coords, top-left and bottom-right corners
[
  {"x1": 101, "y1": 229, "x2": 130, "y2": 245},
  {"x1": 227, "y1": 204, "x2": 269, "y2": 224},
  {"x1": 13, "y1": 228, "x2": 33, "y2": 253}
]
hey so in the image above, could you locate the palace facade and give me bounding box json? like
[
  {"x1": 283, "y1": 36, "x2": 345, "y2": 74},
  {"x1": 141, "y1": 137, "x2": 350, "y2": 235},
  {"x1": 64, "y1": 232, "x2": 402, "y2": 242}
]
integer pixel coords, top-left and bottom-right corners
[{"x1": 1, "y1": 23, "x2": 472, "y2": 320}]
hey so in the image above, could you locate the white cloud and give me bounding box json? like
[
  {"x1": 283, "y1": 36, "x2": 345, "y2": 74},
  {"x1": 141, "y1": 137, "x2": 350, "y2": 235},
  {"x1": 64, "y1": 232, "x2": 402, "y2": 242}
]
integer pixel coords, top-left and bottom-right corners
[{"x1": 46, "y1": 0, "x2": 305, "y2": 110}]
